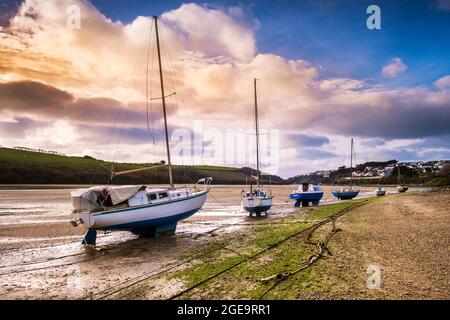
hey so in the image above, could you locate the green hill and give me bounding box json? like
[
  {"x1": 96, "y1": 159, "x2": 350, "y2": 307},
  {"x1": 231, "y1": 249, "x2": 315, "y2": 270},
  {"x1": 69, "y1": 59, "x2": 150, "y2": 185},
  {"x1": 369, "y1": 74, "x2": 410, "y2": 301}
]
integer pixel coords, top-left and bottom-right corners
[{"x1": 0, "y1": 147, "x2": 286, "y2": 185}]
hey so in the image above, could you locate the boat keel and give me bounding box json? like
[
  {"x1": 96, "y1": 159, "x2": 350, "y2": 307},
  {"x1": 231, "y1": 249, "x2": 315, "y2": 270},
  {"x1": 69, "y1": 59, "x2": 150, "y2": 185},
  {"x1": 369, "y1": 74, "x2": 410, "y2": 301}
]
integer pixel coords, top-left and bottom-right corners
[
  {"x1": 295, "y1": 200, "x2": 320, "y2": 207},
  {"x1": 154, "y1": 222, "x2": 177, "y2": 237},
  {"x1": 82, "y1": 229, "x2": 97, "y2": 245},
  {"x1": 138, "y1": 222, "x2": 178, "y2": 237}
]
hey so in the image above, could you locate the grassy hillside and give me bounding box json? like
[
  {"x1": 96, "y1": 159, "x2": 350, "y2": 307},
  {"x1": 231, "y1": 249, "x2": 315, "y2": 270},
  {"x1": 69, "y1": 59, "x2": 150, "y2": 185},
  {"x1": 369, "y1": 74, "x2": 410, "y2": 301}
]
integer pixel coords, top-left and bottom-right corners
[{"x1": 0, "y1": 148, "x2": 285, "y2": 185}]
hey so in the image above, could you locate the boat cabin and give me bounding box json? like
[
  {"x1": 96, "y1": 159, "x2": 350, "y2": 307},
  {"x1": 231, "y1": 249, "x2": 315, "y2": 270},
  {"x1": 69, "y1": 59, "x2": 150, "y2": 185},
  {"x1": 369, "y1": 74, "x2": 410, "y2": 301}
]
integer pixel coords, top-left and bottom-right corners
[
  {"x1": 147, "y1": 188, "x2": 190, "y2": 203},
  {"x1": 244, "y1": 189, "x2": 267, "y2": 199},
  {"x1": 296, "y1": 183, "x2": 321, "y2": 193}
]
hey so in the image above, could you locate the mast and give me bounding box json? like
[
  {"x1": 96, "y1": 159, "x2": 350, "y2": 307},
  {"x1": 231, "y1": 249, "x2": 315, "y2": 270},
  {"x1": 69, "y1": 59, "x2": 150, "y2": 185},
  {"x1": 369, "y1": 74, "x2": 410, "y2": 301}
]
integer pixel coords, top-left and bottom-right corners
[
  {"x1": 153, "y1": 16, "x2": 173, "y2": 188},
  {"x1": 254, "y1": 78, "x2": 260, "y2": 186},
  {"x1": 350, "y1": 138, "x2": 353, "y2": 188}
]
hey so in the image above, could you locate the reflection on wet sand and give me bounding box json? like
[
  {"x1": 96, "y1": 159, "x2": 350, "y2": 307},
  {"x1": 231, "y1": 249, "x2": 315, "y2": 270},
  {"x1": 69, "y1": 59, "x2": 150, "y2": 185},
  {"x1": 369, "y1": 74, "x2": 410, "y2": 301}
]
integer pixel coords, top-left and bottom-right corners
[{"x1": 0, "y1": 184, "x2": 422, "y2": 299}]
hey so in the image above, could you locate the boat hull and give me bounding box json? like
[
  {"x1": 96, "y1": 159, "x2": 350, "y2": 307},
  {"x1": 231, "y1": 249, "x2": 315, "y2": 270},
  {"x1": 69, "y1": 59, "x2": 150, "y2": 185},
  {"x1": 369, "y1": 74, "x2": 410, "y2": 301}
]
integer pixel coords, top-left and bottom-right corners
[
  {"x1": 289, "y1": 192, "x2": 323, "y2": 207},
  {"x1": 289, "y1": 192, "x2": 323, "y2": 200},
  {"x1": 376, "y1": 190, "x2": 386, "y2": 196},
  {"x1": 332, "y1": 190, "x2": 360, "y2": 200},
  {"x1": 242, "y1": 197, "x2": 273, "y2": 214},
  {"x1": 73, "y1": 190, "x2": 208, "y2": 232}
]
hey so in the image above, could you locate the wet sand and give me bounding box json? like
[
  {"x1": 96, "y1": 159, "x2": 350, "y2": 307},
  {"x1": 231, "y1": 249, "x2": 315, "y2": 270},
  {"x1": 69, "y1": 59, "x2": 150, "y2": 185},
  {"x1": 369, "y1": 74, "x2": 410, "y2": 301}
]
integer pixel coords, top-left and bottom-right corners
[{"x1": 0, "y1": 184, "x2": 425, "y2": 299}]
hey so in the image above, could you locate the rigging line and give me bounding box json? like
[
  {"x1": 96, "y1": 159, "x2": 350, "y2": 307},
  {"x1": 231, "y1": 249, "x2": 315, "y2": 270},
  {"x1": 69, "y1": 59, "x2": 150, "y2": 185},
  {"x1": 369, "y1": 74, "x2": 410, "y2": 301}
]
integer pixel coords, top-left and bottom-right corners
[
  {"x1": 90, "y1": 29, "x2": 149, "y2": 185},
  {"x1": 111, "y1": 21, "x2": 153, "y2": 161},
  {"x1": 109, "y1": 40, "x2": 146, "y2": 155},
  {"x1": 107, "y1": 32, "x2": 147, "y2": 153},
  {"x1": 159, "y1": 25, "x2": 184, "y2": 167},
  {"x1": 146, "y1": 21, "x2": 155, "y2": 144},
  {"x1": 160, "y1": 29, "x2": 180, "y2": 114},
  {"x1": 159, "y1": 24, "x2": 195, "y2": 168},
  {"x1": 159, "y1": 26, "x2": 191, "y2": 123},
  {"x1": 159, "y1": 25, "x2": 190, "y2": 135},
  {"x1": 208, "y1": 192, "x2": 239, "y2": 214},
  {"x1": 106, "y1": 29, "x2": 150, "y2": 183},
  {"x1": 159, "y1": 27, "x2": 181, "y2": 133},
  {"x1": 149, "y1": 22, "x2": 158, "y2": 161},
  {"x1": 160, "y1": 23, "x2": 192, "y2": 166}
]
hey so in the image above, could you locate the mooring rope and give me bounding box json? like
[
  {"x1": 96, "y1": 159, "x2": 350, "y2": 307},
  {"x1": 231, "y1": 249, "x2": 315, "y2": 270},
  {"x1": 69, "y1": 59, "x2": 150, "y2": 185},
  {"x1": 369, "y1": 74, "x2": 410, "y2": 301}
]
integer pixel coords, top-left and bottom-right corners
[
  {"x1": 257, "y1": 202, "x2": 366, "y2": 299},
  {"x1": 208, "y1": 192, "x2": 239, "y2": 214}
]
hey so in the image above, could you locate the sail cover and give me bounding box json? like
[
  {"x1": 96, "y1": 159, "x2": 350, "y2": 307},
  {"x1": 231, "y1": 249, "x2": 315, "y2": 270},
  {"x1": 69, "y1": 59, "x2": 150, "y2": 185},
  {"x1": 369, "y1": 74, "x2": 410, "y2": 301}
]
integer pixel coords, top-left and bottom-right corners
[
  {"x1": 71, "y1": 185, "x2": 141, "y2": 212},
  {"x1": 108, "y1": 185, "x2": 141, "y2": 205}
]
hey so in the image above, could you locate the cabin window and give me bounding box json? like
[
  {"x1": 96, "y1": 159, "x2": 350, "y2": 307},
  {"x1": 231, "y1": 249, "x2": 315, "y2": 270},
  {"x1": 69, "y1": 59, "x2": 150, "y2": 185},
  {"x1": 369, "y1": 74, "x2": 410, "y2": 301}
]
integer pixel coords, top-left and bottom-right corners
[
  {"x1": 158, "y1": 192, "x2": 168, "y2": 199},
  {"x1": 148, "y1": 193, "x2": 157, "y2": 201}
]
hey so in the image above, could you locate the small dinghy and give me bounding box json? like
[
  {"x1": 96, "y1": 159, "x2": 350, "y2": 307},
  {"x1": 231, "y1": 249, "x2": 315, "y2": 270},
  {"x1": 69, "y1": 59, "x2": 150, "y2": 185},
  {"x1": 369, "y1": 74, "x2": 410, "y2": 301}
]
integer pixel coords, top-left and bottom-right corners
[
  {"x1": 241, "y1": 78, "x2": 272, "y2": 216},
  {"x1": 69, "y1": 16, "x2": 212, "y2": 245},
  {"x1": 289, "y1": 183, "x2": 323, "y2": 207},
  {"x1": 332, "y1": 188, "x2": 360, "y2": 200},
  {"x1": 375, "y1": 187, "x2": 386, "y2": 196},
  {"x1": 332, "y1": 138, "x2": 360, "y2": 200},
  {"x1": 397, "y1": 185, "x2": 408, "y2": 193}
]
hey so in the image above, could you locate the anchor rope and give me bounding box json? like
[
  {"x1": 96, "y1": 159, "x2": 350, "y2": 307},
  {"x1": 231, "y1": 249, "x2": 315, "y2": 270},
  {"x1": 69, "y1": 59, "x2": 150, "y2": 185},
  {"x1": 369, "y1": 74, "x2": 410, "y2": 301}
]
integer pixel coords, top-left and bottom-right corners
[
  {"x1": 167, "y1": 201, "x2": 367, "y2": 300},
  {"x1": 257, "y1": 202, "x2": 367, "y2": 299},
  {"x1": 208, "y1": 191, "x2": 239, "y2": 214}
]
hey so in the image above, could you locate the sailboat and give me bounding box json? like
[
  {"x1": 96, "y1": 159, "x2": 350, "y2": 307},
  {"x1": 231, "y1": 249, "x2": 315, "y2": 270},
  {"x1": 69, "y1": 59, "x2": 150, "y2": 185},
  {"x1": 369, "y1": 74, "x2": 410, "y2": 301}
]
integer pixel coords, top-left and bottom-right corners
[
  {"x1": 332, "y1": 138, "x2": 360, "y2": 200},
  {"x1": 289, "y1": 183, "x2": 324, "y2": 207},
  {"x1": 396, "y1": 162, "x2": 408, "y2": 193},
  {"x1": 375, "y1": 186, "x2": 386, "y2": 196},
  {"x1": 241, "y1": 79, "x2": 273, "y2": 216},
  {"x1": 69, "y1": 16, "x2": 212, "y2": 245}
]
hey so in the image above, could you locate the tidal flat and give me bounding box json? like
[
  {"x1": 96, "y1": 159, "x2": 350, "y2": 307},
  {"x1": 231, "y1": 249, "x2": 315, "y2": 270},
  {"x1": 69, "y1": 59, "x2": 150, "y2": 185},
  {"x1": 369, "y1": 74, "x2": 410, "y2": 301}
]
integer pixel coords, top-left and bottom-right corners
[{"x1": 0, "y1": 185, "x2": 446, "y2": 299}]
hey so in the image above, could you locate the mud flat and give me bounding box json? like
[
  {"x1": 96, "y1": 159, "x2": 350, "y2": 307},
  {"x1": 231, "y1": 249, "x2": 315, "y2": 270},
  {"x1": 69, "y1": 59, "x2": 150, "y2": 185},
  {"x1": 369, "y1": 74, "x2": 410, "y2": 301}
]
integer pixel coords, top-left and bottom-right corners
[
  {"x1": 107, "y1": 190, "x2": 449, "y2": 300},
  {"x1": 0, "y1": 185, "x2": 441, "y2": 299}
]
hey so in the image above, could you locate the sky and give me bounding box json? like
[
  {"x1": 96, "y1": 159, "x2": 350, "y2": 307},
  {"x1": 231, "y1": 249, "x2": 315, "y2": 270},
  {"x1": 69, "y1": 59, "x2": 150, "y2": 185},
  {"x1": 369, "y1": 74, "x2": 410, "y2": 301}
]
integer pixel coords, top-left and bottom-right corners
[{"x1": 0, "y1": 0, "x2": 449, "y2": 178}]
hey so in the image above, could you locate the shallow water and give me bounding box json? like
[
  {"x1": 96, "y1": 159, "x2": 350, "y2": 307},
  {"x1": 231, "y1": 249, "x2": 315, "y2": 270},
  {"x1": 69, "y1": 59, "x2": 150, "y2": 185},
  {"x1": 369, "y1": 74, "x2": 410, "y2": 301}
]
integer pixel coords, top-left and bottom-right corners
[
  {"x1": 0, "y1": 184, "x2": 425, "y2": 299},
  {"x1": 0, "y1": 184, "x2": 422, "y2": 230}
]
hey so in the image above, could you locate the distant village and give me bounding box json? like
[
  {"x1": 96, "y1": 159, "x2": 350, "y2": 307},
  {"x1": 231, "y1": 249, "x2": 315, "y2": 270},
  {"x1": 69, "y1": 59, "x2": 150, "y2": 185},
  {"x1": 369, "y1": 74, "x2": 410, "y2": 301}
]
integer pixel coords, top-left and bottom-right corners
[{"x1": 311, "y1": 160, "x2": 450, "y2": 179}]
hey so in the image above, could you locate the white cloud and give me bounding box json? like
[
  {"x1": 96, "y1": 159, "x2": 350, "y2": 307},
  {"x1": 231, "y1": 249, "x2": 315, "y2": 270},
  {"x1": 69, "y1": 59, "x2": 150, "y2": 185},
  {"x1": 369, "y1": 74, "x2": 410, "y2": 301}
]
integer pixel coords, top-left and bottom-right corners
[
  {"x1": 382, "y1": 58, "x2": 407, "y2": 78},
  {"x1": 434, "y1": 75, "x2": 450, "y2": 89},
  {"x1": 0, "y1": 1, "x2": 449, "y2": 177}
]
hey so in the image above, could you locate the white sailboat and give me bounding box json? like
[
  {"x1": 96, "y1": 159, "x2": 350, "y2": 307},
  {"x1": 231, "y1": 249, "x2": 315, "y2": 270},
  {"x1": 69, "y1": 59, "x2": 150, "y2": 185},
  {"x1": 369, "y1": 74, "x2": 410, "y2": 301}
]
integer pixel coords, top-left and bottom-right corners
[
  {"x1": 69, "y1": 16, "x2": 212, "y2": 245},
  {"x1": 241, "y1": 79, "x2": 273, "y2": 216},
  {"x1": 375, "y1": 186, "x2": 386, "y2": 196}
]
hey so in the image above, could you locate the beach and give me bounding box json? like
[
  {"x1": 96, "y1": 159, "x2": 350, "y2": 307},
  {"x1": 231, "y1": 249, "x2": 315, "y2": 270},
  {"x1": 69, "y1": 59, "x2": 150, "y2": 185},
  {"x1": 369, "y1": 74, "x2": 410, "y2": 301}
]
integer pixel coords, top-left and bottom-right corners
[{"x1": 0, "y1": 185, "x2": 447, "y2": 299}]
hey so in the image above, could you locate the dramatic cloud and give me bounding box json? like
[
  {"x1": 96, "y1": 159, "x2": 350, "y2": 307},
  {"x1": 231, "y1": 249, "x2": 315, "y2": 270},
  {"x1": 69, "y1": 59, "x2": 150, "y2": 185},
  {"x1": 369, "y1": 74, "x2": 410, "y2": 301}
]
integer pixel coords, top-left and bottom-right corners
[
  {"x1": 289, "y1": 133, "x2": 330, "y2": 147},
  {"x1": 382, "y1": 58, "x2": 407, "y2": 78},
  {"x1": 162, "y1": 3, "x2": 256, "y2": 62},
  {"x1": 0, "y1": 80, "x2": 166, "y2": 126},
  {"x1": 0, "y1": 0, "x2": 449, "y2": 176},
  {"x1": 0, "y1": 117, "x2": 48, "y2": 139},
  {"x1": 434, "y1": 75, "x2": 450, "y2": 89}
]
